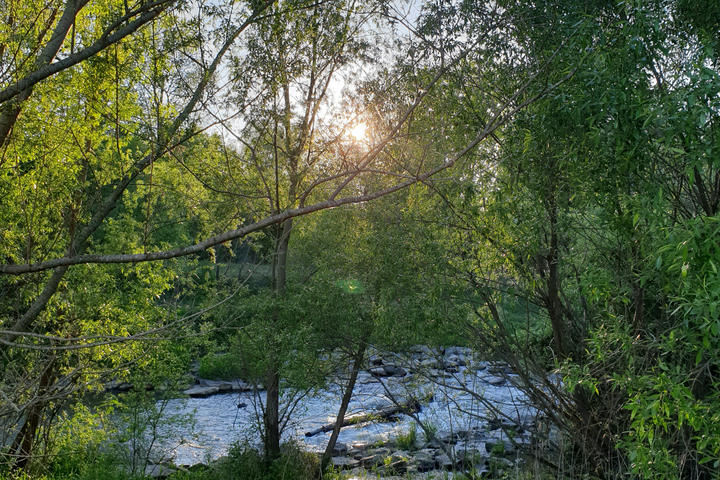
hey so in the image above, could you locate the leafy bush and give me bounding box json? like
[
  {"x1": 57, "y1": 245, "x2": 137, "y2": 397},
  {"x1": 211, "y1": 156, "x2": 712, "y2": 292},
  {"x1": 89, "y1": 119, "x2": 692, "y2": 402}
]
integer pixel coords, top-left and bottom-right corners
[
  {"x1": 217, "y1": 441, "x2": 318, "y2": 480},
  {"x1": 198, "y1": 354, "x2": 245, "y2": 380}
]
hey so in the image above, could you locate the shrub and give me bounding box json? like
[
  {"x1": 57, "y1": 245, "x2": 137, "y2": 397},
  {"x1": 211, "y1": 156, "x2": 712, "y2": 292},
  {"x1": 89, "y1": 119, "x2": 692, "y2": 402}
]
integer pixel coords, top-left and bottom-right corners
[
  {"x1": 218, "y1": 441, "x2": 318, "y2": 480},
  {"x1": 197, "y1": 354, "x2": 244, "y2": 380}
]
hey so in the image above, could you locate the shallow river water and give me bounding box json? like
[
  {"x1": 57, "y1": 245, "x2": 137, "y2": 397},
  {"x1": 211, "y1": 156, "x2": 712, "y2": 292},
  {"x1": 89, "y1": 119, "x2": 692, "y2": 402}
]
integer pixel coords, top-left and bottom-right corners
[{"x1": 156, "y1": 362, "x2": 535, "y2": 466}]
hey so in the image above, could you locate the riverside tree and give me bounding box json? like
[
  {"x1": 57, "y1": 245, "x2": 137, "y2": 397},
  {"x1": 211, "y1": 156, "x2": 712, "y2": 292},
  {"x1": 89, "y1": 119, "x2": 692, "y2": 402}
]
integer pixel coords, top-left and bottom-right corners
[
  {"x1": 1, "y1": 0, "x2": 576, "y2": 471},
  {"x1": 413, "y1": 0, "x2": 720, "y2": 477}
]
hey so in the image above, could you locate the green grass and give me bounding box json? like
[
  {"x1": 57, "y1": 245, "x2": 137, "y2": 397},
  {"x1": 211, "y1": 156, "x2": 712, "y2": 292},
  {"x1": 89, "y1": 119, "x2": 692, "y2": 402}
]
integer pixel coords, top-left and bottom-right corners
[{"x1": 396, "y1": 423, "x2": 418, "y2": 451}]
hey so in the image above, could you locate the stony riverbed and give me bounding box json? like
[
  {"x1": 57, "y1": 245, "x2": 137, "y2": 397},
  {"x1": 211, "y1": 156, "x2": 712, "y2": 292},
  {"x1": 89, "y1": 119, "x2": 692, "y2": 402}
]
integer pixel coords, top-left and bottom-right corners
[{"x1": 128, "y1": 346, "x2": 545, "y2": 478}]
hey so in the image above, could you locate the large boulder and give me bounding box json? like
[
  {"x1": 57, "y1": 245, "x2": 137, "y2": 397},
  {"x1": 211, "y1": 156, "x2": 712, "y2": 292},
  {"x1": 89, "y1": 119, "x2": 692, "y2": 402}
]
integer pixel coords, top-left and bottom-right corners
[
  {"x1": 360, "y1": 453, "x2": 385, "y2": 468},
  {"x1": 438, "y1": 430, "x2": 459, "y2": 445},
  {"x1": 332, "y1": 442, "x2": 349, "y2": 456},
  {"x1": 445, "y1": 354, "x2": 467, "y2": 367},
  {"x1": 411, "y1": 449, "x2": 436, "y2": 472},
  {"x1": 435, "y1": 453, "x2": 455, "y2": 470},
  {"x1": 369, "y1": 355, "x2": 384, "y2": 366},
  {"x1": 368, "y1": 366, "x2": 391, "y2": 377},
  {"x1": 483, "y1": 375, "x2": 506, "y2": 386},
  {"x1": 330, "y1": 457, "x2": 359, "y2": 470}
]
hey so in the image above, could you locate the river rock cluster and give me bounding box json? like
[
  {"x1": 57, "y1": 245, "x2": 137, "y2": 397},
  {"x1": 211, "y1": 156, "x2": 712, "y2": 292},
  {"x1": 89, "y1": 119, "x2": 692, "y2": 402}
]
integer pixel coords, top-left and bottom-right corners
[{"x1": 317, "y1": 346, "x2": 540, "y2": 478}]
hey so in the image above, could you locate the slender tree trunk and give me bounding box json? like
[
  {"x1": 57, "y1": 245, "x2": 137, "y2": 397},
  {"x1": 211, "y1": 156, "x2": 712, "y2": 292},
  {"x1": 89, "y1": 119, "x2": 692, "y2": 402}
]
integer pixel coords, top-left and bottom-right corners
[
  {"x1": 546, "y1": 179, "x2": 567, "y2": 359},
  {"x1": 322, "y1": 344, "x2": 366, "y2": 469},
  {"x1": 264, "y1": 363, "x2": 281, "y2": 459},
  {"x1": 276, "y1": 219, "x2": 292, "y2": 295},
  {"x1": 264, "y1": 218, "x2": 293, "y2": 460}
]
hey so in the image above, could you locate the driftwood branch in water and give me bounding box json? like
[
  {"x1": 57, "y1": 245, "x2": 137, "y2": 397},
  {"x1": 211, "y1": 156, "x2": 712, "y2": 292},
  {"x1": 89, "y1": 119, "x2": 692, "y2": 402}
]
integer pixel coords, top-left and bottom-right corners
[{"x1": 305, "y1": 401, "x2": 421, "y2": 438}]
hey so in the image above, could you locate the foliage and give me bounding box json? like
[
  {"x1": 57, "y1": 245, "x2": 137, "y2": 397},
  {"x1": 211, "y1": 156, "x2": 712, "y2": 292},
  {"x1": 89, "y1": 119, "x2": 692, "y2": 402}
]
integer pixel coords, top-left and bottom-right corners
[
  {"x1": 111, "y1": 389, "x2": 197, "y2": 476},
  {"x1": 197, "y1": 354, "x2": 245, "y2": 381},
  {"x1": 4, "y1": 0, "x2": 720, "y2": 477},
  {"x1": 216, "y1": 441, "x2": 319, "y2": 480},
  {"x1": 419, "y1": 0, "x2": 720, "y2": 477}
]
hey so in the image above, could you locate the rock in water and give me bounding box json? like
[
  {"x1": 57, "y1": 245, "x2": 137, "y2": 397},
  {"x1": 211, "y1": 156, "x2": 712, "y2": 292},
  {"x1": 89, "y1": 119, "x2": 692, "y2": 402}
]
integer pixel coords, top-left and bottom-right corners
[
  {"x1": 436, "y1": 453, "x2": 454, "y2": 470},
  {"x1": 383, "y1": 365, "x2": 407, "y2": 377},
  {"x1": 332, "y1": 442, "x2": 348, "y2": 456},
  {"x1": 484, "y1": 376, "x2": 505, "y2": 386},
  {"x1": 183, "y1": 386, "x2": 219, "y2": 398},
  {"x1": 330, "y1": 457, "x2": 358, "y2": 470},
  {"x1": 412, "y1": 450, "x2": 436, "y2": 472}
]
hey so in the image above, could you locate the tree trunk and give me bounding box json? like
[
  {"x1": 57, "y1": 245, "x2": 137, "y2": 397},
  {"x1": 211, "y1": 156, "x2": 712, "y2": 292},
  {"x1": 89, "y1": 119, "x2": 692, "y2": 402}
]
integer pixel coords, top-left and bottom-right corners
[
  {"x1": 546, "y1": 179, "x2": 567, "y2": 359},
  {"x1": 322, "y1": 345, "x2": 366, "y2": 468},
  {"x1": 263, "y1": 218, "x2": 293, "y2": 460},
  {"x1": 263, "y1": 362, "x2": 281, "y2": 459}
]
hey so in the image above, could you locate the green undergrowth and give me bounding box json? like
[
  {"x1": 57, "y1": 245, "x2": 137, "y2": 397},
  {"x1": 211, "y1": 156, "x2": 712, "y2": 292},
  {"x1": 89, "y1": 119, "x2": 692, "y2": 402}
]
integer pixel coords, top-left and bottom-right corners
[
  {"x1": 215, "y1": 441, "x2": 318, "y2": 480},
  {"x1": 0, "y1": 441, "x2": 320, "y2": 480},
  {"x1": 197, "y1": 353, "x2": 245, "y2": 380}
]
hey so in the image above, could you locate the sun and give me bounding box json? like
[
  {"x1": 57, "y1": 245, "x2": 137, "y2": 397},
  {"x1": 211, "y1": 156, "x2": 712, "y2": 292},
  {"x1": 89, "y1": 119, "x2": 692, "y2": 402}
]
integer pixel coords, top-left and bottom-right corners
[{"x1": 350, "y1": 122, "x2": 367, "y2": 140}]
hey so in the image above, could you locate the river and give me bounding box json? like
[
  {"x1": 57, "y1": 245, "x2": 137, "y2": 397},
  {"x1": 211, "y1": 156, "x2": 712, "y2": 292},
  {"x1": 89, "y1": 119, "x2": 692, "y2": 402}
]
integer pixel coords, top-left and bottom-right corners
[{"x1": 151, "y1": 360, "x2": 536, "y2": 466}]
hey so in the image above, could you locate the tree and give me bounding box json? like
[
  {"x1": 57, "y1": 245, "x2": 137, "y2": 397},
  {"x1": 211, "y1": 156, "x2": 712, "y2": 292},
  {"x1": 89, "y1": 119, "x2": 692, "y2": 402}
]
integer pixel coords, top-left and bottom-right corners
[
  {"x1": 420, "y1": 0, "x2": 720, "y2": 477},
  {"x1": 292, "y1": 187, "x2": 464, "y2": 466},
  {"x1": 1, "y1": 0, "x2": 570, "y2": 469}
]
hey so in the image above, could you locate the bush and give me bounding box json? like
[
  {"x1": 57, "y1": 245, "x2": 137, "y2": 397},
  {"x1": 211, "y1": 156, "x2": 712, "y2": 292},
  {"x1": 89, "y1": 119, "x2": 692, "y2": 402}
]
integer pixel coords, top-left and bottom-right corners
[
  {"x1": 197, "y1": 354, "x2": 244, "y2": 380},
  {"x1": 217, "y1": 441, "x2": 318, "y2": 480}
]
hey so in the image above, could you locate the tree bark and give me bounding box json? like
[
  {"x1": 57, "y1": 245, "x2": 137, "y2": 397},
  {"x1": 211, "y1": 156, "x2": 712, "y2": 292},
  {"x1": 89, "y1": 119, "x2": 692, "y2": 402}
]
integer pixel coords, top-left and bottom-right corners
[
  {"x1": 263, "y1": 218, "x2": 293, "y2": 460},
  {"x1": 322, "y1": 345, "x2": 366, "y2": 468},
  {"x1": 263, "y1": 362, "x2": 281, "y2": 459}
]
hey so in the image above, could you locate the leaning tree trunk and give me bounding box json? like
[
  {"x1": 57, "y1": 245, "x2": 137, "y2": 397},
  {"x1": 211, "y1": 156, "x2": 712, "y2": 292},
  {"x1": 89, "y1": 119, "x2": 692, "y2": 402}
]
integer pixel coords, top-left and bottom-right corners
[{"x1": 322, "y1": 344, "x2": 366, "y2": 469}]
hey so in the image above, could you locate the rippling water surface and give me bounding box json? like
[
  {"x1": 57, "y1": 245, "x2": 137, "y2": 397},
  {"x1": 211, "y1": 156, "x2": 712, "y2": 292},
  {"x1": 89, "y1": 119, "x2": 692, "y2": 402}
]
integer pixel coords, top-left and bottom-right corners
[{"x1": 157, "y1": 366, "x2": 534, "y2": 465}]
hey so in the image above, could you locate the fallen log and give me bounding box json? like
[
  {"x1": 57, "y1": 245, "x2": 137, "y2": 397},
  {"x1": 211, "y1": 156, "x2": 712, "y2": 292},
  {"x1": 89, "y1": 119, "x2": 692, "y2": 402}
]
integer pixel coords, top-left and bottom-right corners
[{"x1": 305, "y1": 401, "x2": 421, "y2": 437}]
